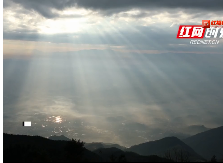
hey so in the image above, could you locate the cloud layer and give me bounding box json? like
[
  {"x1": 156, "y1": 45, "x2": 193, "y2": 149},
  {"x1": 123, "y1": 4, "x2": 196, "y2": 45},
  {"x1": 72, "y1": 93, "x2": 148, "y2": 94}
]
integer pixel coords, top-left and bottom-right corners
[{"x1": 5, "y1": 0, "x2": 223, "y2": 18}]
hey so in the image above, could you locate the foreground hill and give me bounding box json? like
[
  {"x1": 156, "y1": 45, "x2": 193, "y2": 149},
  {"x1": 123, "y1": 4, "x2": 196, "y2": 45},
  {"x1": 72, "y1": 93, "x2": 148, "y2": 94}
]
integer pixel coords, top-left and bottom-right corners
[
  {"x1": 94, "y1": 147, "x2": 171, "y2": 162},
  {"x1": 4, "y1": 133, "x2": 101, "y2": 162},
  {"x1": 128, "y1": 137, "x2": 204, "y2": 162},
  {"x1": 4, "y1": 133, "x2": 169, "y2": 162},
  {"x1": 183, "y1": 126, "x2": 223, "y2": 160}
]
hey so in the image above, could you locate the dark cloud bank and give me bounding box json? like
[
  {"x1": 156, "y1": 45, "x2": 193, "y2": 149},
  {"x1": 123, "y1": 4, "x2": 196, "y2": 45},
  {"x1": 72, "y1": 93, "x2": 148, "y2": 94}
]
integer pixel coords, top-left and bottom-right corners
[{"x1": 4, "y1": 0, "x2": 223, "y2": 18}]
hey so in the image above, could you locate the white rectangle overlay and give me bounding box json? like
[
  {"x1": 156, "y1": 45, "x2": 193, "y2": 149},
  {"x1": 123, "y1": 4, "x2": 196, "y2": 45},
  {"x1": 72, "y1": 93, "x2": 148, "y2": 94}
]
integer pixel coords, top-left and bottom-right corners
[{"x1": 23, "y1": 121, "x2": 31, "y2": 127}]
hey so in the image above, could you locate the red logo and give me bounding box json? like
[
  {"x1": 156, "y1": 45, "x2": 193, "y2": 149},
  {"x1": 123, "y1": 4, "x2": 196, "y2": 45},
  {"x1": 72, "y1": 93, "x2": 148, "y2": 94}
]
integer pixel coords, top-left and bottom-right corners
[
  {"x1": 202, "y1": 20, "x2": 210, "y2": 28},
  {"x1": 202, "y1": 20, "x2": 222, "y2": 28},
  {"x1": 210, "y1": 20, "x2": 222, "y2": 25},
  {"x1": 211, "y1": 20, "x2": 217, "y2": 25},
  {"x1": 176, "y1": 25, "x2": 205, "y2": 39}
]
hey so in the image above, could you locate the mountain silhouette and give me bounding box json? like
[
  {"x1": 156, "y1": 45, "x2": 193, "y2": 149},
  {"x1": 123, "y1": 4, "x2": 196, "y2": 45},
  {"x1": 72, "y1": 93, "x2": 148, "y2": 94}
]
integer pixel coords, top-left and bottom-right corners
[
  {"x1": 5, "y1": 126, "x2": 223, "y2": 162},
  {"x1": 128, "y1": 137, "x2": 204, "y2": 161},
  {"x1": 183, "y1": 126, "x2": 223, "y2": 160},
  {"x1": 46, "y1": 138, "x2": 128, "y2": 151},
  {"x1": 85, "y1": 142, "x2": 126, "y2": 151},
  {"x1": 48, "y1": 135, "x2": 71, "y2": 141},
  {"x1": 94, "y1": 147, "x2": 171, "y2": 162},
  {"x1": 4, "y1": 133, "x2": 101, "y2": 162},
  {"x1": 4, "y1": 133, "x2": 170, "y2": 162},
  {"x1": 179, "y1": 125, "x2": 210, "y2": 135}
]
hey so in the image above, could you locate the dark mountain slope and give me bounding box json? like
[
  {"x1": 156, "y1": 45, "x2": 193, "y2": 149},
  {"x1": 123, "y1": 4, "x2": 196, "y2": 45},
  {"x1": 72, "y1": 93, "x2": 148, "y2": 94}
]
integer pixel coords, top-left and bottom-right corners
[
  {"x1": 4, "y1": 133, "x2": 101, "y2": 162},
  {"x1": 94, "y1": 147, "x2": 171, "y2": 162},
  {"x1": 183, "y1": 126, "x2": 223, "y2": 160},
  {"x1": 128, "y1": 137, "x2": 204, "y2": 161},
  {"x1": 48, "y1": 135, "x2": 71, "y2": 141},
  {"x1": 4, "y1": 133, "x2": 173, "y2": 162},
  {"x1": 85, "y1": 142, "x2": 126, "y2": 151}
]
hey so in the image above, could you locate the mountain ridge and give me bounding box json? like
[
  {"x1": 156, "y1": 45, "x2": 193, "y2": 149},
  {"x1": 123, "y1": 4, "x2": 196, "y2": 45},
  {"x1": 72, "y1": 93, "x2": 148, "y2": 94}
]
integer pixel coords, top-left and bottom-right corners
[
  {"x1": 3, "y1": 133, "x2": 170, "y2": 162},
  {"x1": 4, "y1": 126, "x2": 223, "y2": 162},
  {"x1": 128, "y1": 136, "x2": 204, "y2": 161},
  {"x1": 183, "y1": 126, "x2": 223, "y2": 160}
]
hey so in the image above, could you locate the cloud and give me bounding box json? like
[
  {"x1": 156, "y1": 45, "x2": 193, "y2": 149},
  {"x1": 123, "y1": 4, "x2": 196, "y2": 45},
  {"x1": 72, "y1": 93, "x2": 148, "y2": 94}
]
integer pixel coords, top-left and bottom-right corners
[
  {"x1": 74, "y1": 0, "x2": 223, "y2": 12},
  {"x1": 4, "y1": 0, "x2": 223, "y2": 18},
  {"x1": 170, "y1": 22, "x2": 176, "y2": 27},
  {"x1": 3, "y1": 0, "x2": 223, "y2": 56},
  {"x1": 4, "y1": 24, "x2": 223, "y2": 56},
  {"x1": 5, "y1": 0, "x2": 76, "y2": 18}
]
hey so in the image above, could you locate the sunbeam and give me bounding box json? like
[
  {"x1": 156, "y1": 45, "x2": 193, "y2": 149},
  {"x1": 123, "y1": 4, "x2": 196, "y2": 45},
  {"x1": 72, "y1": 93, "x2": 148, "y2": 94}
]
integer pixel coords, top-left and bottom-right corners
[{"x1": 3, "y1": 0, "x2": 223, "y2": 150}]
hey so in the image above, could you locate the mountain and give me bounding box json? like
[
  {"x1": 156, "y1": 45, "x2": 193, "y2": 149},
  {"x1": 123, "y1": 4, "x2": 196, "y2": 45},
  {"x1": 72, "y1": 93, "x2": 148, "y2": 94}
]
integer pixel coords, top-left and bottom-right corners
[
  {"x1": 178, "y1": 125, "x2": 210, "y2": 135},
  {"x1": 183, "y1": 126, "x2": 223, "y2": 160},
  {"x1": 4, "y1": 133, "x2": 101, "y2": 162},
  {"x1": 94, "y1": 147, "x2": 171, "y2": 162},
  {"x1": 85, "y1": 142, "x2": 126, "y2": 151},
  {"x1": 128, "y1": 137, "x2": 204, "y2": 162},
  {"x1": 3, "y1": 133, "x2": 171, "y2": 162},
  {"x1": 48, "y1": 135, "x2": 71, "y2": 141}
]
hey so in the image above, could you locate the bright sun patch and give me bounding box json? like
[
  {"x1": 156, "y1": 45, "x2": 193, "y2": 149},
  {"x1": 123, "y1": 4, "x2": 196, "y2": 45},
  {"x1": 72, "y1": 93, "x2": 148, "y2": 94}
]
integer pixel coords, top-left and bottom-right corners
[{"x1": 54, "y1": 116, "x2": 63, "y2": 123}]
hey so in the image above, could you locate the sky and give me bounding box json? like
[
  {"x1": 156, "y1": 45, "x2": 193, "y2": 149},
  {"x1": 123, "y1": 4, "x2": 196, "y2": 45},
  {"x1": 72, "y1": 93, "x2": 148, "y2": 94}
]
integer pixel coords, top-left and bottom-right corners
[{"x1": 3, "y1": 0, "x2": 223, "y2": 147}]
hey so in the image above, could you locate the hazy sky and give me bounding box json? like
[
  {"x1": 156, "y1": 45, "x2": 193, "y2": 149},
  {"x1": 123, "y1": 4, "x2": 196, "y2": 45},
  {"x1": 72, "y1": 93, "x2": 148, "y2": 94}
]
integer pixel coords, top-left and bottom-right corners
[{"x1": 3, "y1": 0, "x2": 223, "y2": 147}]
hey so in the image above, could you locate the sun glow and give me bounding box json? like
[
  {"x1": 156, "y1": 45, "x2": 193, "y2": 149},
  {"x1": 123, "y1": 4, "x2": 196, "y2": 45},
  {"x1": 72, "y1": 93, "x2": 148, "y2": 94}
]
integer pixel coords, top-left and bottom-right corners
[{"x1": 54, "y1": 116, "x2": 63, "y2": 123}]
